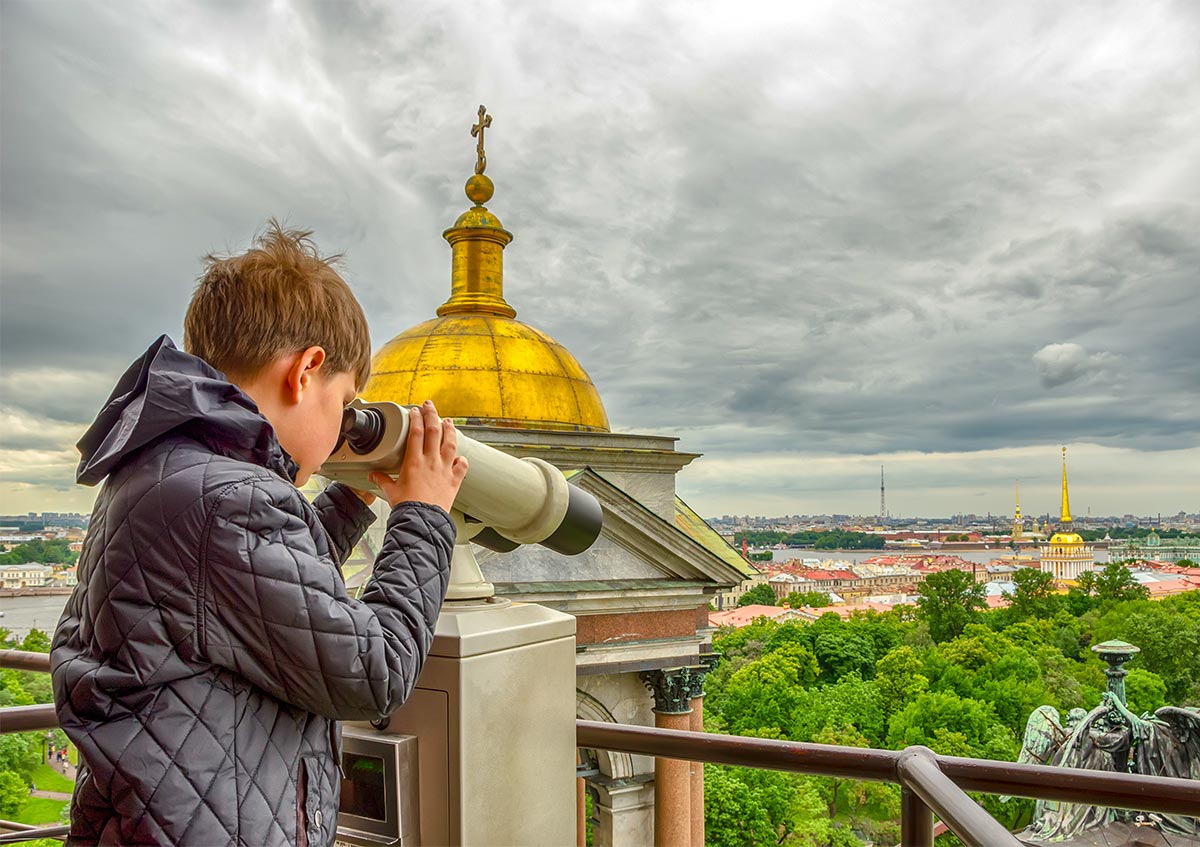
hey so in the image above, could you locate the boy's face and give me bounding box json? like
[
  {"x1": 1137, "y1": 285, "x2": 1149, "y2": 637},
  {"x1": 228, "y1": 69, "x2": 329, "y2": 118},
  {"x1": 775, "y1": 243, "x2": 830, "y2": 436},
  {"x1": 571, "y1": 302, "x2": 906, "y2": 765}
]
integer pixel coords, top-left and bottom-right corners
[
  {"x1": 235, "y1": 346, "x2": 361, "y2": 486},
  {"x1": 284, "y1": 367, "x2": 359, "y2": 487}
]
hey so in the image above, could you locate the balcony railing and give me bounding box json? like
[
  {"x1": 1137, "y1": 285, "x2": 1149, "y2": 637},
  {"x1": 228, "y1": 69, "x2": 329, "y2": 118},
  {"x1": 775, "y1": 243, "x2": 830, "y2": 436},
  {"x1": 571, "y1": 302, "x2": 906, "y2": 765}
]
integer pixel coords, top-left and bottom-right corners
[
  {"x1": 577, "y1": 720, "x2": 1200, "y2": 847},
  {"x1": 4, "y1": 650, "x2": 1199, "y2": 847}
]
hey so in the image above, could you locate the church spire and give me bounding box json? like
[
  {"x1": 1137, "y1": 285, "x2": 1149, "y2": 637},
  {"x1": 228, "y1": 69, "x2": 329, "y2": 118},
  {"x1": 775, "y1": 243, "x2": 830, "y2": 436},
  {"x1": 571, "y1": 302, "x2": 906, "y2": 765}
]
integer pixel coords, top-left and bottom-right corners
[
  {"x1": 1012, "y1": 480, "x2": 1024, "y2": 541},
  {"x1": 437, "y1": 104, "x2": 517, "y2": 319},
  {"x1": 1060, "y1": 446, "x2": 1073, "y2": 525}
]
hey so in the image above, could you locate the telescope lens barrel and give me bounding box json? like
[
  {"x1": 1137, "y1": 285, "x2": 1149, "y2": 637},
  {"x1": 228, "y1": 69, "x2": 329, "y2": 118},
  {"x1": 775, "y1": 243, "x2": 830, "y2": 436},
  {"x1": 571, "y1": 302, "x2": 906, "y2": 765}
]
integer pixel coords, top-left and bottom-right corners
[
  {"x1": 540, "y1": 485, "x2": 604, "y2": 556},
  {"x1": 339, "y1": 407, "x2": 386, "y2": 454}
]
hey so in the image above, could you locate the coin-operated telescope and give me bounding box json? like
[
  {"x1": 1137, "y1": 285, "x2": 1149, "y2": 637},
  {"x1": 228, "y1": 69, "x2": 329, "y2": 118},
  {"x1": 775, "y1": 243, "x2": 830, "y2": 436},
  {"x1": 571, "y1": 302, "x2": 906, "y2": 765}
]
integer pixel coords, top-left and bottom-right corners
[{"x1": 319, "y1": 400, "x2": 603, "y2": 600}]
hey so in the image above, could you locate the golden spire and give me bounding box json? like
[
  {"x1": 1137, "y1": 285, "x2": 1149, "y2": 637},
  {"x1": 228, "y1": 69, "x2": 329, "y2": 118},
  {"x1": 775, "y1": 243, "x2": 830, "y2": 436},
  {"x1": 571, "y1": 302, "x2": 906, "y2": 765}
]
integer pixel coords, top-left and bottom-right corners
[
  {"x1": 1060, "y1": 446, "x2": 1073, "y2": 524},
  {"x1": 438, "y1": 105, "x2": 516, "y2": 319},
  {"x1": 1015, "y1": 480, "x2": 1022, "y2": 521}
]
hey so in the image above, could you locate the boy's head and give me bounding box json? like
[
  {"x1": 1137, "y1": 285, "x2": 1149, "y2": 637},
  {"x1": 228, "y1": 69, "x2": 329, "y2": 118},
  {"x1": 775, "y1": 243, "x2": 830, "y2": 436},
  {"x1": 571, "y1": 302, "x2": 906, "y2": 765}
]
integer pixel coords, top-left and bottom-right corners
[{"x1": 184, "y1": 221, "x2": 372, "y2": 484}]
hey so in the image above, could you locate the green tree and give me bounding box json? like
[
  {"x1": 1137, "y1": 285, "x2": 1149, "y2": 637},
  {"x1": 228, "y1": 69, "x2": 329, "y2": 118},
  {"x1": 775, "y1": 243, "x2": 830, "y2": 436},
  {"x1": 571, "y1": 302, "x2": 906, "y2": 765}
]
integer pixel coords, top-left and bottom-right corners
[
  {"x1": 886, "y1": 691, "x2": 1015, "y2": 760},
  {"x1": 783, "y1": 590, "x2": 831, "y2": 609},
  {"x1": 1124, "y1": 668, "x2": 1167, "y2": 714},
  {"x1": 0, "y1": 770, "x2": 28, "y2": 817},
  {"x1": 704, "y1": 766, "x2": 777, "y2": 847},
  {"x1": 738, "y1": 583, "x2": 777, "y2": 607},
  {"x1": 813, "y1": 629, "x2": 877, "y2": 682},
  {"x1": 1093, "y1": 599, "x2": 1200, "y2": 702},
  {"x1": 875, "y1": 646, "x2": 929, "y2": 718},
  {"x1": 916, "y1": 570, "x2": 986, "y2": 643},
  {"x1": 722, "y1": 644, "x2": 820, "y2": 736},
  {"x1": 1093, "y1": 562, "x2": 1150, "y2": 603},
  {"x1": 1008, "y1": 569, "x2": 1060, "y2": 620},
  {"x1": 0, "y1": 539, "x2": 76, "y2": 566},
  {"x1": 791, "y1": 673, "x2": 886, "y2": 746}
]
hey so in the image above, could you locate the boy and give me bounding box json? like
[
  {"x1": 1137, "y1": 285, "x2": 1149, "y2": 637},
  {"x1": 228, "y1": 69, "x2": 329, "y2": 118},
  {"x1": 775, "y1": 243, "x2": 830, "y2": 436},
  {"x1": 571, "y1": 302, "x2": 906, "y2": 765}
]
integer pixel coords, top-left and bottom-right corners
[{"x1": 51, "y1": 223, "x2": 467, "y2": 846}]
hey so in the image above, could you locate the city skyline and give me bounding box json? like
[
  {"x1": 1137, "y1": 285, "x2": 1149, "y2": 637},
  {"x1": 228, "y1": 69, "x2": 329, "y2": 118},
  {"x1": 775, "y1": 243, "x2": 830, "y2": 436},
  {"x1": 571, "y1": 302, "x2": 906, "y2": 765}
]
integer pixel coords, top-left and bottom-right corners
[{"x1": 3, "y1": 2, "x2": 1199, "y2": 516}]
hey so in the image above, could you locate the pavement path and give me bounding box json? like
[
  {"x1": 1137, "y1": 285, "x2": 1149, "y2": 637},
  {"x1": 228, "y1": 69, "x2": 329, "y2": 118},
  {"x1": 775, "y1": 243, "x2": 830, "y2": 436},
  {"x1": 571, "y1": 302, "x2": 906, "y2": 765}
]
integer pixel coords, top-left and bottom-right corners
[{"x1": 29, "y1": 789, "x2": 72, "y2": 801}]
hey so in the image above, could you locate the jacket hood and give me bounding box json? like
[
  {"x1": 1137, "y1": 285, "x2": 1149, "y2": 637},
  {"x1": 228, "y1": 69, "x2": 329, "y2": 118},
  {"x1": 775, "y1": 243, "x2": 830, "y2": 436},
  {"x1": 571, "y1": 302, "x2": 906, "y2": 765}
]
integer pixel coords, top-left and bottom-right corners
[{"x1": 76, "y1": 335, "x2": 297, "y2": 485}]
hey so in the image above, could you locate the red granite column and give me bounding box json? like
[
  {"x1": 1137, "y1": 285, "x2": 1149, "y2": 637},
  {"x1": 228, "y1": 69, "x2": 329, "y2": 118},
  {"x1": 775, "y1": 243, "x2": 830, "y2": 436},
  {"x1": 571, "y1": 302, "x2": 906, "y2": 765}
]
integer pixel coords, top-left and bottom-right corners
[
  {"x1": 641, "y1": 668, "x2": 693, "y2": 847},
  {"x1": 688, "y1": 693, "x2": 704, "y2": 847},
  {"x1": 686, "y1": 658, "x2": 715, "y2": 847}
]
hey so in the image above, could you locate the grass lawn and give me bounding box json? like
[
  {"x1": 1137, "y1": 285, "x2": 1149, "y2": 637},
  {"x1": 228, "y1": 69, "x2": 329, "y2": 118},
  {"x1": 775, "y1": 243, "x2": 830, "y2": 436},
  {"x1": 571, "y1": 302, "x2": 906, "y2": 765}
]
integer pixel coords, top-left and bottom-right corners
[
  {"x1": 30, "y1": 763, "x2": 75, "y2": 793},
  {"x1": 12, "y1": 796, "x2": 67, "y2": 825}
]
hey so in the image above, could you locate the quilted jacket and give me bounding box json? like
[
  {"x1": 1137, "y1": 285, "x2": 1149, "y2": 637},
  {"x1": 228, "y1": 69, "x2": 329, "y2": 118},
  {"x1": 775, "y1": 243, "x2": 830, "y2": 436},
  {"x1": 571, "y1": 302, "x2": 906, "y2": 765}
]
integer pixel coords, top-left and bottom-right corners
[{"x1": 51, "y1": 336, "x2": 455, "y2": 846}]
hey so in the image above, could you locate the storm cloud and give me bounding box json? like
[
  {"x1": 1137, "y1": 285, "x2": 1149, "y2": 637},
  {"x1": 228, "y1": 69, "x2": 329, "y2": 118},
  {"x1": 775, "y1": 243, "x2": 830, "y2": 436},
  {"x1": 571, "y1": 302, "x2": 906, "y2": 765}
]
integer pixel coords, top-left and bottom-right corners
[{"x1": 2, "y1": 0, "x2": 1198, "y2": 516}]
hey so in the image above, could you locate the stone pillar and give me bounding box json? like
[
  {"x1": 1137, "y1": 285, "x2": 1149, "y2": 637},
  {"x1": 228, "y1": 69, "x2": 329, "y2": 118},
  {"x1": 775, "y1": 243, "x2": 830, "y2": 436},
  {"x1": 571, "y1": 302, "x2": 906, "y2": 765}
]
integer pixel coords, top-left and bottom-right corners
[
  {"x1": 687, "y1": 656, "x2": 717, "y2": 847},
  {"x1": 591, "y1": 779, "x2": 655, "y2": 847},
  {"x1": 685, "y1": 667, "x2": 705, "y2": 847},
  {"x1": 577, "y1": 751, "x2": 587, "y2": 847},
  {"x1": 641, "y1": 668, "x2": 693, "y2": 847}
]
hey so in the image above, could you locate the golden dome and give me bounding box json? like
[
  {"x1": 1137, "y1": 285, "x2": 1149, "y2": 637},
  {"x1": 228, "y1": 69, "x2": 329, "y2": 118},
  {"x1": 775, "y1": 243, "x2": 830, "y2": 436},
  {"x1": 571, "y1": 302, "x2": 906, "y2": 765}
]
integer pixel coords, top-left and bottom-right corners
[
  {"x1": 365, "y1": 312, "x2": 609, "y2": 431},
  {"x1": 364, "y1": 110, "x2": 608, "y2": 432},
  {"x1": 1048, "y1": 532, "x2": 1084, "y2": 546}
]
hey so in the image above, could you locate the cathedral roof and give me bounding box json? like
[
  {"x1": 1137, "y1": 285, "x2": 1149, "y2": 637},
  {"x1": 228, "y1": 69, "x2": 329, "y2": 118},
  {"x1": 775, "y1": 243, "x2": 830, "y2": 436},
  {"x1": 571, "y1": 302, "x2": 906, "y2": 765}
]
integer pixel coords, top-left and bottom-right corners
[{"x1": 363, "y1": 108, "x2": 608, "y2": 432}]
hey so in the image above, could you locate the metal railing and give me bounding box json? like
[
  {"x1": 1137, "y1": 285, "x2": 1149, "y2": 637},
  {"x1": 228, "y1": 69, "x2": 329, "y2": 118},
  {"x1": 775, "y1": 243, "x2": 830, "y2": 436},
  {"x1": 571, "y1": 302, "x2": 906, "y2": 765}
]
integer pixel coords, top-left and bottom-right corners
[
  {"x1": 576, "y1": 719, "x2": 1200, "y2": 847},
  {"x1": 4, "y1": 651, "x2": 1199, "y2": 847}
]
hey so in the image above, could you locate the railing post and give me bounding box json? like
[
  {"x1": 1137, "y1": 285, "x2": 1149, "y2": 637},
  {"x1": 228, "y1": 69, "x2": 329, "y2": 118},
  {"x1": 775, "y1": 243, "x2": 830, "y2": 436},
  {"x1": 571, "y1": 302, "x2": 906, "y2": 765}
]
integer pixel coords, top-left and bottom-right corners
[
  {"x1": 900, "y1": 786, "x2": 934, "y2": 847},
  {"x1": 897, "y1": 747, "x2": 1021, "y2": 847}
]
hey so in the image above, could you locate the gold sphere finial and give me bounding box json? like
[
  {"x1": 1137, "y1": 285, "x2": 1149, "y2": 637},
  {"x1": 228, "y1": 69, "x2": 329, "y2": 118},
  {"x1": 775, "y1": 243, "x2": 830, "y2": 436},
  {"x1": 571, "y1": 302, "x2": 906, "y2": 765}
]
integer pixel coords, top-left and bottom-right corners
[{"x1": 465, "y1": 173, "x2": 494, "y2": 205}]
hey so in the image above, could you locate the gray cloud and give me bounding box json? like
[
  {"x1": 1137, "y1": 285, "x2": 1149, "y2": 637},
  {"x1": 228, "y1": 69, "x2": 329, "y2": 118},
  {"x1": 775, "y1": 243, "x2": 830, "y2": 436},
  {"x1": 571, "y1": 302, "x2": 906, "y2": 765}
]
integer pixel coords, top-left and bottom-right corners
[
  {"x1": 1032, "y1": 344, "x2": 1113, "y2": 388},
  {"x1": 2, "y1": 0, "x2": 1199, "y2": 515}
]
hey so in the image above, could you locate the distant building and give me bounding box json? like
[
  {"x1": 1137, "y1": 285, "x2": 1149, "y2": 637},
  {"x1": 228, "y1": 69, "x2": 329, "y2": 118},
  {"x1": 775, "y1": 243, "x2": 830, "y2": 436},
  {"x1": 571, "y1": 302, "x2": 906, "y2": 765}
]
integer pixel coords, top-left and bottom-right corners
[
  {"x1": 713, "y1": 568, "x2": 769, "y2": 611},
  {"x1": 0, "y1": 563, "x2": 54, "y2": 588},
  {"x1": 1108, "y1": 530, "x2": 1200, "y2": 564},
  {"x1": 1040, "y1": 448, "x2": 1095, "y2": 581}
]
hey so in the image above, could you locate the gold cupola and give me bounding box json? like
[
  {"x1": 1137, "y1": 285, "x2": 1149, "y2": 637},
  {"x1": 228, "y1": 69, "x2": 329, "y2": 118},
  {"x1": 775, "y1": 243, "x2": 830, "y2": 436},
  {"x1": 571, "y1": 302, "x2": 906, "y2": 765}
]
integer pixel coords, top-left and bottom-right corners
[{"x1": 363, "y1": 106, "x2": 609, "y2": 431}]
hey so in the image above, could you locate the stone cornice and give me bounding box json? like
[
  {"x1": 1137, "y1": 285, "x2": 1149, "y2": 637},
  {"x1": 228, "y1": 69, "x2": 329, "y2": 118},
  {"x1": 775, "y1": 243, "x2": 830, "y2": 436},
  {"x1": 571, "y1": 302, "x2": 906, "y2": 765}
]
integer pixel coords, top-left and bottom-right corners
[
  {"x1": 572, "y1": 470, "x2": 747, "y2": 588},
  {"x1": 458, "y1": 425, "x2": 701, "y2": 475},
  {"x1": 494, "y1": 580, "x2": 713, "y2": 615}
]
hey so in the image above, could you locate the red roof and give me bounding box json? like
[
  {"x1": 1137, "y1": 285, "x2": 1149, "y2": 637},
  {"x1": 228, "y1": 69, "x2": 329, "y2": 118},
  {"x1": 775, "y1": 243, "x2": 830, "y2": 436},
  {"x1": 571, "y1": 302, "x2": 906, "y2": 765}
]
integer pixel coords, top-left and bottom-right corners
[
  {"x1": 709, "y1": 605, "x2": 789, "y2": 628},
  {"x1": 1145, "y1": 578, "x2": 1199, "y2": 597}
]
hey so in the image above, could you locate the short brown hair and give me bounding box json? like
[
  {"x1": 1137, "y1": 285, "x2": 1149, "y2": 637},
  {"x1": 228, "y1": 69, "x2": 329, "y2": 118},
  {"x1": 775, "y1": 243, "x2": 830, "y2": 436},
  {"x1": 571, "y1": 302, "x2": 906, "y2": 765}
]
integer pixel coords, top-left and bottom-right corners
[{"x1": 184, "y1": 221, "x2": 372, "y2": 388}]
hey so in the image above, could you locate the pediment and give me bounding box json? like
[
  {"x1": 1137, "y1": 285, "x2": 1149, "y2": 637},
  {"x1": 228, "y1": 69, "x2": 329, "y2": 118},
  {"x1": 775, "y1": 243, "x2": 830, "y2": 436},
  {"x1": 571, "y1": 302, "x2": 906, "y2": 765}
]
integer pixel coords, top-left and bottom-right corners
[{"x1": 476, "y1": 468, "x2": 746, "y2": 589}]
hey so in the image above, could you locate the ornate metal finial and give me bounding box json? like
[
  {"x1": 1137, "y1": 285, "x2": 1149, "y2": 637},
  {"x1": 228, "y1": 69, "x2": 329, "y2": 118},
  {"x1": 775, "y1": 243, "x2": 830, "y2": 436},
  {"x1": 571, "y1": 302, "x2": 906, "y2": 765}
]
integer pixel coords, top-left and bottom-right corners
[
  {"x1": 471, "y1": 105, "x2": 492, "y2": 175},
  {"x1": 1091, "y1": 640, "x2": 1140, "y2": 705}
]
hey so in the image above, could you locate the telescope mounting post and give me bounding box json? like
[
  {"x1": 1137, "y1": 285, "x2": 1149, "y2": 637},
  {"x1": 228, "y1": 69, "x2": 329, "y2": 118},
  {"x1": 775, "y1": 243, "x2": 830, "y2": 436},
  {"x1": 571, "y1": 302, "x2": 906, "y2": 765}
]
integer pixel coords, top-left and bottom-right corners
[{"x1": 445, "y1": 510, "x2": 496, "y2": 601}]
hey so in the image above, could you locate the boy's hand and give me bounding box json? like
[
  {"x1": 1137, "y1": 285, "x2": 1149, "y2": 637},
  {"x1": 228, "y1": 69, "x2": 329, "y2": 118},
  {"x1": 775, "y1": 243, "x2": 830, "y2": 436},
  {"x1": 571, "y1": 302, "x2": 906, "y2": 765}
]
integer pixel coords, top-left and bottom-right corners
[{"x1": 368, "y1": 401, "x2": 468, "y2": 512}]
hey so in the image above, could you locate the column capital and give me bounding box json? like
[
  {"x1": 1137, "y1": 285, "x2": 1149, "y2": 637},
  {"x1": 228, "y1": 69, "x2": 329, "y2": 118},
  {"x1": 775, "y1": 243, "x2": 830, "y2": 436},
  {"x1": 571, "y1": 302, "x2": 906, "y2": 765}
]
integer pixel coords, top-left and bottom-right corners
[{"x1": 640, "y1": 668, "x2": 693, "y2": 714}]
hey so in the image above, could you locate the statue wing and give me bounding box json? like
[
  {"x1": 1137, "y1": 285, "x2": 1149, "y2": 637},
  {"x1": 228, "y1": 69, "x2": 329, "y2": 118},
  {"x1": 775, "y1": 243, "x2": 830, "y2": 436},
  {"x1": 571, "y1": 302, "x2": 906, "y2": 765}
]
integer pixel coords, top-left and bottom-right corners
[
  {"x1": 1018, "y1": 705, "x2": 1069, "y2": 766},
  {"x1": 1140, "y1": 707, "x2": 1200, "y2": 781}
]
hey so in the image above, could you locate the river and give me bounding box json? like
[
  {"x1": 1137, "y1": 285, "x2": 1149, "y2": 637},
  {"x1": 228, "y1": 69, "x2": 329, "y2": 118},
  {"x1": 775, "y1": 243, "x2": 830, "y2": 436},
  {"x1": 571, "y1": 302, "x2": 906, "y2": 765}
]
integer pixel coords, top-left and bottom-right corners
[
  {"x1": 0, "y1": 593, "x2": 71, "y2": 639},
  {"x1": 769, "y1": 548, "x2": 1110, "y2": 565}
]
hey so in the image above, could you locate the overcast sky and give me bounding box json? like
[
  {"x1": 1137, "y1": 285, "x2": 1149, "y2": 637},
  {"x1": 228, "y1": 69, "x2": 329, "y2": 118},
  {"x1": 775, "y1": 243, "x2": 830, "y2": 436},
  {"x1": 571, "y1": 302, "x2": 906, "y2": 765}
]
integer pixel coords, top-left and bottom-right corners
[{"x1": 2, "y1": 0, "x2": 1198, "y2": 519}]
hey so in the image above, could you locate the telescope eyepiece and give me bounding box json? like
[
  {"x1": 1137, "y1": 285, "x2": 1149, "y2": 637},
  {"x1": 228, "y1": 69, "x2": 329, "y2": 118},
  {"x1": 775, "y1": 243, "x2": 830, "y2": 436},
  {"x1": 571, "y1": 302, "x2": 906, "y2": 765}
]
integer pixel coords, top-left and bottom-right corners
[{"x1": 339, "y1": 407, "x2": 386, "y2": 454}]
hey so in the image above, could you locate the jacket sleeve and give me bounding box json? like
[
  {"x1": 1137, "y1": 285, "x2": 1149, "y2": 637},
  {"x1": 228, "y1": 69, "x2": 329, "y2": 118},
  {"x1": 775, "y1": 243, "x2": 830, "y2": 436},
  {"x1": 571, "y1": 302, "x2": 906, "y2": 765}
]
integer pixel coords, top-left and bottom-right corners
[
  {"x1": 312, "y1": 481, "x2": 378, "y2": 565},
  {"x1": 198, "y1": 474, "x2": 455, "y2": 721}
]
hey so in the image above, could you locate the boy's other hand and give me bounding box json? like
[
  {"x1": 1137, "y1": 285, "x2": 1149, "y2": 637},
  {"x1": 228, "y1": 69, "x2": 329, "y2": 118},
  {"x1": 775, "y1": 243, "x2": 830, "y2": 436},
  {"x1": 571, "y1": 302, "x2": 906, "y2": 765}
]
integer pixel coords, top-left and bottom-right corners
[
  {"x1": 368, "y1": 401, "x2": 468, "y2": 512},
  {"x1": 347, "y1": 487, "x2": 377, "y2": 506}
]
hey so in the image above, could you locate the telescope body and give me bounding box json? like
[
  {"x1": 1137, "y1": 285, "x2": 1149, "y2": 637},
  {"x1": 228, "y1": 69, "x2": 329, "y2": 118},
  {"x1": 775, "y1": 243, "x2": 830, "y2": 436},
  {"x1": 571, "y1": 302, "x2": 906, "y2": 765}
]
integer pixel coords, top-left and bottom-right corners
[{"x1": 319, "y1": 401, "x2": 601, "y2": 556}]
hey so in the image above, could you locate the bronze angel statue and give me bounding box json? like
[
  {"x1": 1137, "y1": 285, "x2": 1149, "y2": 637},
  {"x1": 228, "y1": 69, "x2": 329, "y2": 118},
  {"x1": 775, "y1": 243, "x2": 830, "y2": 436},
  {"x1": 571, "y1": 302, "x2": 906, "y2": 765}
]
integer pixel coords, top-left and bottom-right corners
[{"x1": 1017, "y1": 693, "x2": 1200, "y2": 843}]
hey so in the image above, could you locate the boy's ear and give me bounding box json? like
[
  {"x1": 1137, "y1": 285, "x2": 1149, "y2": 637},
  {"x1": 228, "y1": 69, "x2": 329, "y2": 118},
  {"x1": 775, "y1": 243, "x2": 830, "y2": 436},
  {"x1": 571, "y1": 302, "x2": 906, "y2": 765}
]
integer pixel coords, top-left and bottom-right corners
[{"x1": 284, "y1": 346, "x2": 327, "y2": 404}]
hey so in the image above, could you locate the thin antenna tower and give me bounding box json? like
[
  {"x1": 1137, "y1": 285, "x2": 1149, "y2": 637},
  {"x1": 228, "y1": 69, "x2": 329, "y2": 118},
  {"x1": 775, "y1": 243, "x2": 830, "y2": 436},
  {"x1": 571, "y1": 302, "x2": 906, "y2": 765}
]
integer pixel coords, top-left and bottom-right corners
[{"x1": 880, "y1": 465, "x2": 886, "y2": 525}]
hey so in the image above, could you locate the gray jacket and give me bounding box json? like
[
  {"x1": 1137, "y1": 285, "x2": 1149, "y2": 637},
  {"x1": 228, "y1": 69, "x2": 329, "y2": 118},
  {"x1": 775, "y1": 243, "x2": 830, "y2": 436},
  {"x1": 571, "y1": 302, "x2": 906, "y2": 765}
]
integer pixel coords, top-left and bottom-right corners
[{"x1": 51, "y1": 336, "x2": 455, "y2": 846}]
